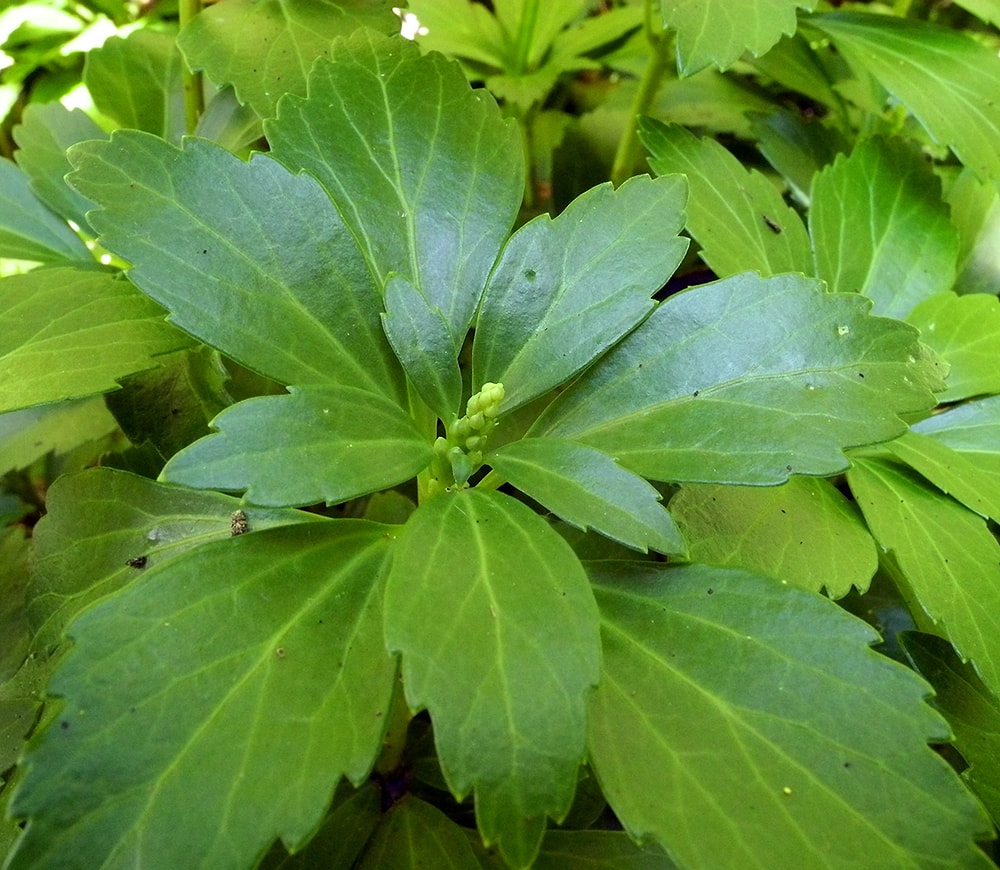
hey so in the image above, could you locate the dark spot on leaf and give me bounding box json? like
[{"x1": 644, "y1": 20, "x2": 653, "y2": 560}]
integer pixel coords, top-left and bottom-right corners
[
  {"x1": 857, "y1": 372, "x2": 865, "y2": 378},
  {"x1": 786, "y1": 465, "x2": 793, "y2": 472},
  {"x1": 762, "y1": 215, "x2": 782, "y2": 234},
  {"x1": 126, "y1": 555, "x2": 147, "y2": 568},
  {"x1": 693, "y1": 390, "x2": 699, "y2": 397},
  {"x1": 201, "y1": 249, "x2": 208, "y2": 254},
  {"x1": 60, "y1": 720, "x2": 70, "y2": 730},
  {"x1": 706, "y1": 588, "x2": 714, "y2": 595},
  {"x1": 523, "y1": 269, "x2": 536, "y2": 280},
  {"x1": 275, "y1": 647, "x2": 286, "y2": 658}
]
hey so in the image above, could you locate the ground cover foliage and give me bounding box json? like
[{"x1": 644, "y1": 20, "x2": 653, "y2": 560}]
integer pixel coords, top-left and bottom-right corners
[{"x1": 2, "y1": 0, "x2": 1000, "y2": 867}]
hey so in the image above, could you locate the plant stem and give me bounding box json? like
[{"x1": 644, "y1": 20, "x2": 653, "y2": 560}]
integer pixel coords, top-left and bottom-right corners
[{"x1": 178, "y1": 0, "x2": 205, "y2": 134}]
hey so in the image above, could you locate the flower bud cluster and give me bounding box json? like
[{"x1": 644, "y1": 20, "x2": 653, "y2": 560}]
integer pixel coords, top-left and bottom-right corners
[{"x1": 428, "y1": 382, "x2": 504, "y2": 493}]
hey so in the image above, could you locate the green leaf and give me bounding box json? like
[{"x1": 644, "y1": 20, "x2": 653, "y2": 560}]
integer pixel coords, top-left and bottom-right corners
[
  {"x1": 470, "y1": 828, "x2": 678, "y2": 869},
  {"x1": 384, "y1": 489, "x2": 601, "y2": 869},
  {"x1": 0, "y1": 528, "x2": 30, "y2": 683},
  {"x1": 809, "y1": 12, "x2": 1000, "y2": 183},
  {"x1": 912, "y1": 393, "x2": 1000, "y2": 483},
  {"x1": 0, "y1": 158, "x2": 89, "y2": 262},
  {"x1": 953, "y1": 0, "x2": 1000, "y2": 25},
  {"x1": 473, "y1": 175, "x2": 688, "y2": 412},
  {"x1": 357, "y1": 796, "x2": 481, "y2": 870},
  {"x1": 662, "y1": 0, "x2": 818, "y2": 77},
  {"x1": 810, "y1": 137, "x2": 959, "y2": 319},
  {"x1": 29, "y1": 467, "x2": 323, "y2": 653},
  {"x1": 0, "y1": 267, "x2": 193, "y2": 414},
  {"x1": 489, "y1": 437, "x2": 685, "y2": 556},
  {"x1": 532, "y1": 272, "x2": 943, "y2": 485},
  {"x1": 946, "y1": 168, "x2": 1000, "y2": 297},
  {"x1": 670, "y1": 476, "x2": 877, "y2": 597},
  {"x1": 381, "y1": 274, "x2": 462, "y2": 421},
  {"x1": 906, "y1": 292, "x2": 1000, "y2": 402},
  {"x1": 587, "y1": 561, "x2": 994, "y2": 870},
  {"x1": 83, "y1": 28, "x2": 184, "y2": 142},
  {"x1": 848, "y1": 456, "x2": 1000, "y2": 700},
  {"x1": 161, "y1": 385, "x2": 432, "y2": 508},
  {"x1": 267, "y1": 31, "x2": 523, "y2": 339},
  {"x1": 177, "y1": 0, "x2": 400, "y2": 119},
  {"x1": 7, "y1": 521, "x2": 398, "y2": 869},
  {"x1": 901, "y1": 631, "x2": 1000, "y2": 827},
  {"x1": 12, "y1": 103, "x2": 104, "y2": 232},
  {"x1": 639, "y1": 119, "x2": 812, "y2": 278},
  {"x1": 750, "y1": 109, "x2": 848, "y2": 203},
  {"x1": 67, "y1": 132, "x2": 403, "y2": 401}
]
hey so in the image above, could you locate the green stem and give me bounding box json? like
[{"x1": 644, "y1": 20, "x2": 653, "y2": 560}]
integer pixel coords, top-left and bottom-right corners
[
  {"x1": 178, "y1": 0, "x2": 205, "y2": 134},
  {"x1": 411, "y1": 385, "x2": 440, "y2": 505}
]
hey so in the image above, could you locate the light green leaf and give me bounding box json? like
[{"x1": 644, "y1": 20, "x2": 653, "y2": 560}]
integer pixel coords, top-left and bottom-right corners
[
  {"x1": 670, "y1": 476, "x2": 877, "y2": 597},
  {"x1": 0, "y1": 267, "x2": 192, "y2": 414},
  {"x1": 29, "y1": 467, "x2": 323, "y2": 653},
  {"x1": 533, "y1": 272, "x2": 943, "y2": 485},
  {"x1": 748, "y1": 31, "x2": 848, "y2": 115},
  {"x1": 901, "y1": 631, "x2": 1000, "y2": 827},
  {"x1": 405, "y1": 0, "x2": 508, "y2": 68},
  {"x1": 7, "y1": 522, "x2": 398, "y2": 869},
  {"x1": 0, "y1": 159, "x2": 89, "y2": 262},
  {"x1": 358, "y1": 797, "x2": 481, "y2": 870},
  {"x1": 946, "y1": 167, "x2": 1000, "y2": 296},
  {"x1": 67, "y1": 132, "x2": 404, "y2": 401},
  {"x1": 267, "y1": 31, "x2": 523, "y2": 339},
  {"x1": 473, "y1": 175, "x2": 688, "y2": 412},
  {"x1": 161, "y1": 385, "x2": 432, "y2": 508},
  {"x1": 83, "y1": 28, "x2": 184, "y2": 142},
  {"x1": 663, "y1": 0, "x2": 818, "y2": 76},
  {"x1": 639, "y1": 119, "x2": 812, "y2": 278},
  {"x1": 489, "y1": 437, "x2": 685, "y2": 556},
  {"x1": 810, "y1": 137, "x2": 959, "y2": 319},
  {"x1": 192, "y1": 86, "x2": 264, "y2": 154},
  {"x1": 809, "y1": 12, "x2": 1000, "y2": 183},
  {"x1": 12, "y1": 103, "x2": 104, "y2": 232},
  {"x1": 953, "y1": 0, "x2": 1000, "y2": 25},
  {"x1": 849, "y1": 456, "x2": 1000, "y2": 700},
  {"x1": 177, "y1": 0, "x2": 399, "y2": 119},
  {"x1": 906, "y1": 292, "x2": 1000, "y2": 402},
  {"x1": 587, "y1": 561, "x2": 994, "y2": 870},
  {"x1": 381, "y1": 274, "x2": 462, "y2": 422},
  {"x1": 384, "y1": 489, "x2": 601, "y2": 869}
]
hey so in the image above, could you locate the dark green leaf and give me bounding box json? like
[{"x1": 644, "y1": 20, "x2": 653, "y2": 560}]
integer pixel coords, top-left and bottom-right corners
[
  {"x1": 0, "y1": 652, "x2": 49, "y2": 776},
  {"x1": 67, "y1": 132, "x2": 403, "y2": 400},
  {"x1": 8, "y1": 522, "x2": 398, "y2": 868},
  {"x1": 639, "y1": 119, "x2": 812, "y2": 278},
  {"x1": 29, "y1": 467, "x2": 322, "y2": 652},
  {"x1": 809, "y1": 12, "x2": 1000, "y2": 183},
  {"x1": 473, "y1": 175, "x2": 688, "y2": 412},
  {"x1": 357, "y1": 797, "x2": 481, "y2": 870},
  {"x1": 533, "y1": 272, "x2": 943, "y2": 484},
  {"x1": 381, "y1": 274, "x2": 462, "y2": 421},
  {"x1": 0, "y1": 267, "x2": 193, "y2": 414},
  {"x1": 161, "y1": 385, "x2": 432, "y2": 508},
  {"x1": 0, "y1": 528, "x2": 30, "y2": 682},
  {"x1": 470, "y1": 827, "x2": 678, "y2": 869},
  {"x1": 0, "y1": 396, "x2": 118, "y2": 474},
  {"x1": 750, "y1": 109, "x2": 848, "y2": 203},
  {"x1": 587, "y1": 562, "x2": 994, "y2": 870},
  {"x1": 177, "y1": 0, "x2": 400, "y2": 119},
  {"x1": 489, "y1": 437, "x2": 685, "y2": 555},
  {"x1": 267, "y1": 31, "x2": 523, "y2": 338},
  {"x1": 849, "y1": 456, "x2": 1000, "y2": 700},
  {"x1": 810, "y1": 137, "x2": 959, "y2": 319},
  {"x1": 670, "y1": 476, "x2": 877, "y2": 597},
  {"x1": 0, "y1": 159, "x2": 89, "y2": 262},
  {"x1": 384, "y1": 489, "x2": 600, "y2": 869}
]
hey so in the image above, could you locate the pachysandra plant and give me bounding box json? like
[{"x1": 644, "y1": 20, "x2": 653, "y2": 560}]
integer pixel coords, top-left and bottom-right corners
[{"x1": 2, "y1": 19, "x2": 997, "y2": 870}]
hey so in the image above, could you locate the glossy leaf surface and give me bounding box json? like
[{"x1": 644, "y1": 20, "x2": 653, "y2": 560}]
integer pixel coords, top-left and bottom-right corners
[
  {"x1": 161, "y1": 386, "x2": 433, "y2": 508},
  {"x1": 0, "y1": 397, "x2": 118, "y2": 475},
  {"x1": 639, "y1": 119, "x2": 812, "y2": 278},
  {"x1": 474, "y1": 175, "x2": 688, "y2": 411},
  {"x1": 533, "y1": 272, "x2": 943, "y2": 484},
  {"x1": 67, "y1": 132, "x2": 403, "y2": 400},
  {"x1": 384, "y1": 489, "x2": 600, "y2": 869},
  {"x1": 670, "y1": 476, "x2": 877, "y2": 597},
  {"x1": 8, "y1": 522, "x2": 398, "y2": 869},
  {"x1": 0, "y1": 268, "x2": 192, "y2": 414},
  {"x1": 0, "y1": 159, "x2": 89, "y2": 262},
  {"x1": 268, "y1": 32, "x2": 522, "y2": 338},
  {"x1": 588, "y1": 562, "x2": 993, "y2": 870},
  {"x1": 810, "y1": 137, "x2": 959, "y2": 319},
  {"x1": 489, "y1": 437, "x2": 685, "y2": 555}
]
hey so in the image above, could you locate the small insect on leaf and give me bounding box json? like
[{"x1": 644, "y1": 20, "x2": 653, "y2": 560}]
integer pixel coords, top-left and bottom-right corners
[
  {"x1": 125, "y1": 555, "x2": 147, "y2": 569},
  {"x1": 230, "y1": 510, "x2": 249, "y2": 536},
  {"x1": 762, "y1": 215, "x2": 782, "y2": 234}
]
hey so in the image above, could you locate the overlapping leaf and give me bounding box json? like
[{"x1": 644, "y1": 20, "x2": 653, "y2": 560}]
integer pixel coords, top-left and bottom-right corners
[
  {"x1": 849, "y1": 456, "x2": 1000, "y2": 700},
  {"x1": 810, "y1": 137, "x2": 959, "y2": 319},
  {"x1": 383, "y1": 489, "x2": 600, "y2": 869},
  {"x1": 357, "y1": 797, "x2": 481, "y2": 870},
  {"x1": 639, "y1": 119, "x2": 812, "y2": 278},
  {"x1": 471, "y1": 829, "x2": 678, "y2": 869},
  {"x1": 7, "y1": 522, "x2": 398, "y2": 869},
  {"x1": 473, "y1": 175, "x2": 688, "y2": 412},
  {"x1": 0, "y1": 267, "x2": 193, "y2": 414},
  {"x1": 809, "y1": 12, "x2": 1000, "y2": 183},
  {"x1": 161, "y1": 386, "x2": 433, "y2": 508},
  {"x1": 267, "y1": 32, "x2": 523, "y2": 339},
  {"x1": 0, "y1": 159, "x2": 89, "y2": 262},
  {"x1": 0, "y1": 396, "x2": 118, "y2": 474},
  {"x1": 670, "y1": 476, "x2": 877, "y2": 597},
  {"x1": 532, "y1": 272, "x2": 943, "y2": 485},
  {"x1": 587, "y1": 562, "x2": 994, "y2": 870},
  {"x1": 66, "y1": 132, "x2": 404, "y2": 401}
]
